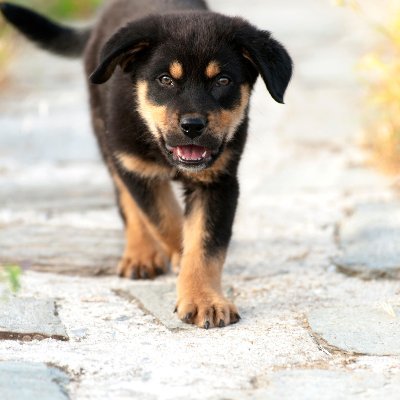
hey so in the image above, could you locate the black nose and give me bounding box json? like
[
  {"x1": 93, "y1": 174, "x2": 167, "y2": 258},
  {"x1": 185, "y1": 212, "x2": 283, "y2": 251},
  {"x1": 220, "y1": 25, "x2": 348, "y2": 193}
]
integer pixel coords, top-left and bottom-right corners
[{"x1": 180, "y1": 116, "x2": 207, "y2": 139}]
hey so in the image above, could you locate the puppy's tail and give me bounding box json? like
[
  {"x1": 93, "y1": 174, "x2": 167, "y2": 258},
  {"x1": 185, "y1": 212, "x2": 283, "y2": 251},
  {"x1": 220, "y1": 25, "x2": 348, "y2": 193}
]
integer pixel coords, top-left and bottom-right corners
[{"x1": 0, "y1": 2, "x2": 91, "y2": 58}]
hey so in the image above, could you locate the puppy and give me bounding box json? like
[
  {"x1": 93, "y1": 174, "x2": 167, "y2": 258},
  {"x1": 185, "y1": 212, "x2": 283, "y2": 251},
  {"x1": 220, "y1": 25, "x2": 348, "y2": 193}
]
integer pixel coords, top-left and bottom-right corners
[{"x1": 0, "y1": 0, "x2": 292, "y2": 328}]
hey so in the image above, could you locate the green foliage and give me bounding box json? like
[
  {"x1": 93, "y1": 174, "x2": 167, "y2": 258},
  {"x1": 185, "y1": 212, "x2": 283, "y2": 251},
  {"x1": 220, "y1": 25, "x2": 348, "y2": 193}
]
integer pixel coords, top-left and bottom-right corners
[
  {"x1": 1, "y1": 265, "x2": 22, "y2": 293},
  {"x1": 12, "y1": 0, "x2": 103, "y2": 19}
]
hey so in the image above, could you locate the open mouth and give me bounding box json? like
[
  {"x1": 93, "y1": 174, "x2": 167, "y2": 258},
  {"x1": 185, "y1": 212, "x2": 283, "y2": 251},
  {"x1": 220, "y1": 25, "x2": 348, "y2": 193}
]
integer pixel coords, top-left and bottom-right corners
[{"x1": 166, "y1": 144, "x2": 213, "y2": 165}]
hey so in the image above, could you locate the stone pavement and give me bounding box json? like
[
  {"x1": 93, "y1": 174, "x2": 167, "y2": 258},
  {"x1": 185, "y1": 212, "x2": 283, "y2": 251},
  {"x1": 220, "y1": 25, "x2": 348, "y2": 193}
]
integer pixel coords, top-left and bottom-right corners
[
  {"x1": 1, "y1": 0, "x2": 400, "y2": 399},
  {"x1": 0, "y1": 361, "x2": 69, "y2": 400}
]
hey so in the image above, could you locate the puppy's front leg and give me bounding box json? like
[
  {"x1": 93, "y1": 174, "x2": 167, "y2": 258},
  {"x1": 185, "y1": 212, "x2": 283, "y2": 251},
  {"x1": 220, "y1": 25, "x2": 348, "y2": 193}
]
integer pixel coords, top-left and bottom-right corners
[
  {"x1": 114, "y1": 171, "x2": 182, "y2": 279},
  {"x1": 176, "y1": 176, "x2": 240, "y2": 329}
]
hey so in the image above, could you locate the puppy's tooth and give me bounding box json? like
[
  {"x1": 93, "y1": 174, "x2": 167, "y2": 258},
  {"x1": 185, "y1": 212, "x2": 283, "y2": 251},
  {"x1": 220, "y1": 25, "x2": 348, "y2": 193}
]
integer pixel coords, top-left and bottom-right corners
[{"x1": 202, "y1": 151, "x2": 207, "y2": 158}]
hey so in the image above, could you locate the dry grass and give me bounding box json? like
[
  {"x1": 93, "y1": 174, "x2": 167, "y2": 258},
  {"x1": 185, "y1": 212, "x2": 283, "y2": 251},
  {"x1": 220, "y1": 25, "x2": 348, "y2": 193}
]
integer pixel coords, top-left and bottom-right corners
[
  {"x1": 0, "y1": 22, "x2": 13, "y2": 86},
  {"x1": 337, "y1": 0, "x2": 400, "y2": 173}
]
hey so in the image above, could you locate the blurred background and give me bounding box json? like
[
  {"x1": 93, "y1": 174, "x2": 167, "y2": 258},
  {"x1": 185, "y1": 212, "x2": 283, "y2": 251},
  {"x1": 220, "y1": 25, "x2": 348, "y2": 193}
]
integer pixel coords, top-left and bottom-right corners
[
  {"x1": 0, "y1": 0, "x2": 102, "y2": 84},
  {"x1": 0, "y1": 0, "x2": 399, "y2": 172},
  {"x1": 1, "y1": 0, "x2": 400, "y2": 277},
  {"x1": 1, "y1": 1, "x2": 400, "y2": 398}
]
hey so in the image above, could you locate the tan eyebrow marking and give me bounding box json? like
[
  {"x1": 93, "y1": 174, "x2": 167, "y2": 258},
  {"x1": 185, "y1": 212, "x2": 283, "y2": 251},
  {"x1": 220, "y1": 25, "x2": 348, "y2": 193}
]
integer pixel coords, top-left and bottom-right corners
[
  {"x1": 169, "y1": 61, "x2": 184, "y2": 80},
  {"x1": 205, "y1": 61, "x2": 221, "y2": 79}
]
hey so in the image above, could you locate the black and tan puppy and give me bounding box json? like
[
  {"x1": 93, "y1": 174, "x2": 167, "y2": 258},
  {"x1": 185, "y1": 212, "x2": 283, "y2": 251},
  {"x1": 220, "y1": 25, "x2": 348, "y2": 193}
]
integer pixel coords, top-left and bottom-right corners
[{"x1": 1, "y1": 0, "x2": 292, "y2": 328}]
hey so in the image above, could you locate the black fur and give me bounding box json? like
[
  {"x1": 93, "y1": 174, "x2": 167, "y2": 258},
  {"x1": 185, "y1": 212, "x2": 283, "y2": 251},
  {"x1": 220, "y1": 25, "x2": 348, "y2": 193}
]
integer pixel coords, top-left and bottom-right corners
[
  {"x1": 235, "y1": 27, "x2": 293, "y2": 104},
  {"x1": 184, "y1": 175, "x2": 240, "y2": 255},
  {"x1": 1, "y1": 0, "x2": 293, "y2": 324}
]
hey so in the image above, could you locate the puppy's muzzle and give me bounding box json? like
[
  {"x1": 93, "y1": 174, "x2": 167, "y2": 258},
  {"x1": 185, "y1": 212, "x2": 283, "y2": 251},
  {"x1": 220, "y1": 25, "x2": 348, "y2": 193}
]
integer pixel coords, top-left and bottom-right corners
[{"x1": 180, "y1": 115, "x2": 207, "y2": 139}]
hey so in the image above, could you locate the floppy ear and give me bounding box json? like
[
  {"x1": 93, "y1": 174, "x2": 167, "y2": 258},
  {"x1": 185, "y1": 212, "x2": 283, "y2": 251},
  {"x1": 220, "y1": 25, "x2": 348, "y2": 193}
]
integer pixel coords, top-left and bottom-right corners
[
  {"x1": 236, "y1": 27, "x2": 293, "y2": 104},
  {"x1": 90, "y1": 18, "x2": 159, "y2": 84}
]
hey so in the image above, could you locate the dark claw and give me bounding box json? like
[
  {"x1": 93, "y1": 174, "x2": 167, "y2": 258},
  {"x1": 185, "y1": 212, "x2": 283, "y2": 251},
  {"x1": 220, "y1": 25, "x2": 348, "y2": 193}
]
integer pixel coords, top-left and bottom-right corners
[
  {"x1": 204, "y1": 321, "x2": 210, "y2": 330},
  {"x1": 231, "y1": 313, "x2": 241, "y2": 323},
  {"x1": 173, "y1": 306, "x2": 177, "y2": 313},
  {"x1": 155, "y1": 267, "x2": 164, "y2": 276},
  {"x1": 142, "y1": 270, "x2": 150, "y2": 279},
  {"x1": 183, "y1": 312, "x2": 193, "y2": 322},
  {"x1": 130, "y1": 269, "x2": 140, "y2": 280},
  {"x1": 219, "y1": 320, "x2": 225, "y2": 328}
]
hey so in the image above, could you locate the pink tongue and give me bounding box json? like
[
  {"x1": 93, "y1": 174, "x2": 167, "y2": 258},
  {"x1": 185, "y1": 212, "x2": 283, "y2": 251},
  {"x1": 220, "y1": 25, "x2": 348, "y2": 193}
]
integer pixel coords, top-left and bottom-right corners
[{"x1": 175, "y1": 145, "x2": 209, "y2": 160}]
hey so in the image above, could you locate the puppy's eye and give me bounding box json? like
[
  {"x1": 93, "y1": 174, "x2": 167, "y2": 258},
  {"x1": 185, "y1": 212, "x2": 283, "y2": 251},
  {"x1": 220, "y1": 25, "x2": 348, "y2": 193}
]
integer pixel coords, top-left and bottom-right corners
[
  {"x1": 216, "y1": 76, "x2": 231, "y2": 87},
  {"x1": 158, "y1": 75, "x2": 174, "y2": 86}
]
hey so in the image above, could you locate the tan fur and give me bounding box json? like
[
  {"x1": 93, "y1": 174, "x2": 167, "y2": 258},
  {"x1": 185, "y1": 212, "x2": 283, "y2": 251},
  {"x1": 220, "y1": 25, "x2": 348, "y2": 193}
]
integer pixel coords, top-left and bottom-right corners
[
  {"x1": 208, "y1": 84, "x2": 251, "y2": 142},
  {"x1": 145, "y1": 180, "x2": 183, "y2": 271},
  {"x1": 136, "y1": 81, "x2": 168, "y2": 139},
  {"x1": 115, "y1": 151, "x2": 172, "y2": 179},
  {"x1": 183, "y1": 149, "x2": 233, "y2": 183},
  {"x1": 169, "y1": 61, "x2": 184, "y2": 80},
  {"x1": 137, "y1": 81, "x2": 249, "y2": 150},
  {"x1": 113, "y1": 170, "x2": 183, "y2": 275},
  {"x1": 136, "y1": 81, "x2": 179, "y2": 140},
  {"x1": 113, "y1": 174, "x2": 168, "y2": 279},
  {"x1": 181, "y1": 198, "x2": 208, "y2": 259},
  {"x1": 175, "y1": 197, "x2": 239, "y2": 328},
  {"x1": 205, "y1": 60, "x2": 221, "y2": 79}
]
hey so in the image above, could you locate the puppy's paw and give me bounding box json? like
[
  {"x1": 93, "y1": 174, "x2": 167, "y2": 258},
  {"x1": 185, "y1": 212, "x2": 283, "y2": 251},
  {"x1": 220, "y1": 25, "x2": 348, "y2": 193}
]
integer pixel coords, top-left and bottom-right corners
[
  {"x1": 117, "y1": 248, "x2": 168, "y2": 280},
  {"x1": 176, "y1": 291, "x2": 240, "y2": 329}
]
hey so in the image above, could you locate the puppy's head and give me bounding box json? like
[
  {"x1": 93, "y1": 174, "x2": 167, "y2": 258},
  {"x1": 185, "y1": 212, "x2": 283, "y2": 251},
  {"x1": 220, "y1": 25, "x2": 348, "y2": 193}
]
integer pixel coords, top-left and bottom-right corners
[{"x1": 91, "y1": 13, "x2": 293, "y2": 171}]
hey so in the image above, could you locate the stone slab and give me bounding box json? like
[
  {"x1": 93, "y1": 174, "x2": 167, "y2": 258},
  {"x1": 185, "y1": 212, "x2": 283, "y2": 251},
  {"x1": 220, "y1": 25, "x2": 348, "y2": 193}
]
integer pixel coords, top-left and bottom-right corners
[
  {"x1": 115, "y1": 282, "x2": 192, "y2": 331},
  {"x1": 0, "y1": 361, "x2": 69, "y2": 400},
  {"x1": 0, "y1": 109, "x2": 98, "y2": 164},
  {"x1": 245, "y1": 160, "x2": 390, "y2": 195},
  {"x1": 0, "y1": 298, "x2": 68, "y2": 341},
  {"x1": 222, "y1": 370, "x2": 400, "y2": 400},
  {"x1": 334, "y1": 202, "x2": 400, "y2": 279},
  {"x1": 308, "y1": 305, "x2": 400, "y2": 356},
  {"x1": 0, "y1": 47, "x2": 96, "y2": 166},
  {"x1": 118, "y1": 280, "x2": 238, "y2": 331},
  {"x1": 0, "y1": 224, "x2": 123, "y2": 276},
  {"x1": 0, "y1": 185, "x2": 114, "y2": 213}
]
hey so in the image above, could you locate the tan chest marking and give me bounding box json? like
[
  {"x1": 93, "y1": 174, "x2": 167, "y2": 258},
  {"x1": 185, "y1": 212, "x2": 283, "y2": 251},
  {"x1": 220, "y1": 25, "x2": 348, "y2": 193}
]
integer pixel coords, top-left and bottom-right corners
[
  {"x1": 182, "y1": 149, "x2": 233, "y2": 184},
  {"x1": 115, "y1": 152, "x2": 172, "y2": 179}
]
